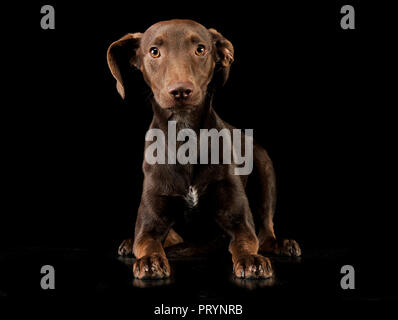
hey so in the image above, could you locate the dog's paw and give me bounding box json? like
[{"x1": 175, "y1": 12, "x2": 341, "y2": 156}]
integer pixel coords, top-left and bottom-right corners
[
  {"x1": 133, "y1": 253, "x2": 171, "y2": 279},
  {"x1": 118, "y1": 238, "x2": 134, "y2": 256},
  {"x1": 260, "y1": 237, "x2": 301, "y2": 257},
  {"x1": 233, "y1": 254, "x2": 273, "y2": 279}
]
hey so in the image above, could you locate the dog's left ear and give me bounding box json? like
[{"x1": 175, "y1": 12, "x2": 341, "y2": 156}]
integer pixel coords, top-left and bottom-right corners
[
  {"x1": 107, "y1": 33, "x2": 142, "y2": 99},
  {"x1": 208, "y1": 28, "x2": 234, "y2": 85}
]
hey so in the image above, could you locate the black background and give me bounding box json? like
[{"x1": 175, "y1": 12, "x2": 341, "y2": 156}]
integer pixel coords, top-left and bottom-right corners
[{"x1": 1, "y1": 0, "x2": 397, "y2": 309}]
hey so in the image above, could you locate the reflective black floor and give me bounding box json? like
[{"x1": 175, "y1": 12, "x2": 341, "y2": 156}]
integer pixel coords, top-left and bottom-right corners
[
  {"x1": 1, "y1": 244, "x2": 397, "y2": 320},
  {"x1": 1, "y1": 243, "x2": 397, "y2": 306}
]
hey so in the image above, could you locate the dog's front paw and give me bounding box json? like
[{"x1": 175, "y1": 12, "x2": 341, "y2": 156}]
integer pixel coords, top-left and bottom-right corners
[
  {"x1": 118, "y1": 238, "x2": 134, "y2": 256},
  {"x1": 233, "y1": 254, "x2": 273, "y2": 279},
  {"x1": 260, "y1": 237, "x2": 301, "y2": 257},
  {"x1": 133, "y1": 253, "x2": 171, "y2": 279}
]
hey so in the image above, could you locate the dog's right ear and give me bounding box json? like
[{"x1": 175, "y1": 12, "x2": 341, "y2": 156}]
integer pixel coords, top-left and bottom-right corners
[{"x1": 107, "y1": 33, "x2": 142, "y2": 99}]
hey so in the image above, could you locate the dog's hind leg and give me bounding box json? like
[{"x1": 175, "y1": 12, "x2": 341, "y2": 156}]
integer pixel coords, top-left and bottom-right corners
[
  {"x1": 118, "y1": 238, "x2": 134, "y2": 256},
  {"x1": 163, "y1": 228, "x2": 184, "y2": 248},
  {"x1": 118, "y1": 229, "x2": 183, "y2": 256},
  {"x1": 250, "y1": 144, "x2": 301, "y2": 256}
]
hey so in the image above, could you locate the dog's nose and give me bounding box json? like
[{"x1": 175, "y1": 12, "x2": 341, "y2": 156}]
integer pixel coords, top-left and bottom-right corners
[{"x1": 168, "y1": 82, "x2": 194, "y2": 99}]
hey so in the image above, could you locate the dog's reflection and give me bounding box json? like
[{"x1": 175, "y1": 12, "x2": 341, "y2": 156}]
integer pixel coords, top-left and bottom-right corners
[
  {"x1": 132, "y1": 277, "x2": 173, "y2": 288},
  {"x1": 231, "y1": 275, "x2": 276, "y2": 290}
]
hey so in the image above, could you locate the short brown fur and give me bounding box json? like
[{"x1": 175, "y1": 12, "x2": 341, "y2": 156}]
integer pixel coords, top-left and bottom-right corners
[{"x1": 108, "y1": 20, "x2": 301, "y2": 280}]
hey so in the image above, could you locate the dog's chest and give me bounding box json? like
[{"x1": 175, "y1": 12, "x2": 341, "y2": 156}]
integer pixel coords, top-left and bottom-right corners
[
  {"x1": 173, "y1": 184, "x2": 220, "y2": 242},
  {"x1": 184, "y1": 185, "x2": 199, "y2": 208}
]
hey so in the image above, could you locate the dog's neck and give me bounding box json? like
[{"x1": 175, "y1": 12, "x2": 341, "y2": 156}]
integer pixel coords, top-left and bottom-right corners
[{"x1": 150, "y1": 92, "x2": 217, "y2": 133}]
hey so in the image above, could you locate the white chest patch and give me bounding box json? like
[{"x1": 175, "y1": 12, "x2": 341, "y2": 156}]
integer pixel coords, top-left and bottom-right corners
[{"x1": 185, "y1": 185, "x2": 199, "y2": 208}]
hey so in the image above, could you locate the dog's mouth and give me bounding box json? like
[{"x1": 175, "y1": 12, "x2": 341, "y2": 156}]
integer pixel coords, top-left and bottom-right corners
[
  {"x1": 160, "y1": 99, "x2": 199, "y2": 112},
  {"x1": 167, "y1": 104, "x2": 196, "y2": 114}
]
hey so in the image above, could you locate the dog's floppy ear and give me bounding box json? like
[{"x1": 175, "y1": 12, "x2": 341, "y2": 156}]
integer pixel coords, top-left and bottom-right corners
[
  {"x1": 208, "y1": 28, "x2": 234, "y2": 85},
  {"x1": 107, "y1": 33, "x2": 142, "y2": 99}
]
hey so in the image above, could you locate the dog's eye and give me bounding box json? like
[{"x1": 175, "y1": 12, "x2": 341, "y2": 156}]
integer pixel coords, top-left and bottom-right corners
[
  {"x1": 195, "y1": 44, "x2": 206, "y2": 56},
  {"x1": 150, "y1": 47, "x2": 161, "y2": 58}
]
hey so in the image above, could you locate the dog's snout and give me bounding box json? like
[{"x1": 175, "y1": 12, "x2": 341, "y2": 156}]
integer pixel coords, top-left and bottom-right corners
[{"x1": 168, "y1": 82, "x2": 194, "y2": 100}]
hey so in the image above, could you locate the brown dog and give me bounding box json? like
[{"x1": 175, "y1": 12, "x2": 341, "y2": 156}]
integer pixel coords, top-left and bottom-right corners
[{"x1": 107, "y1": 19, "x2": 301, "y2": 280}]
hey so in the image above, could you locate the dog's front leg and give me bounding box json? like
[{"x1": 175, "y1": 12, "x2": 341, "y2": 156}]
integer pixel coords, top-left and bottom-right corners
[
  {"x1": 132, "y1": 197, "x2": 173, "y2": 279},
  {"x1": 213, "y1": 180, "x2": 273, "y2": 279},
  {"x1": 228, "y1": 225, "x2": 273, "y2": 279}
]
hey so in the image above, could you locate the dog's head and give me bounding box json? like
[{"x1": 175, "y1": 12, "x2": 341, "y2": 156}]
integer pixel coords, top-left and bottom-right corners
[{"x1": 107, "y1": 19, "x2": 234, "y2": 110}]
